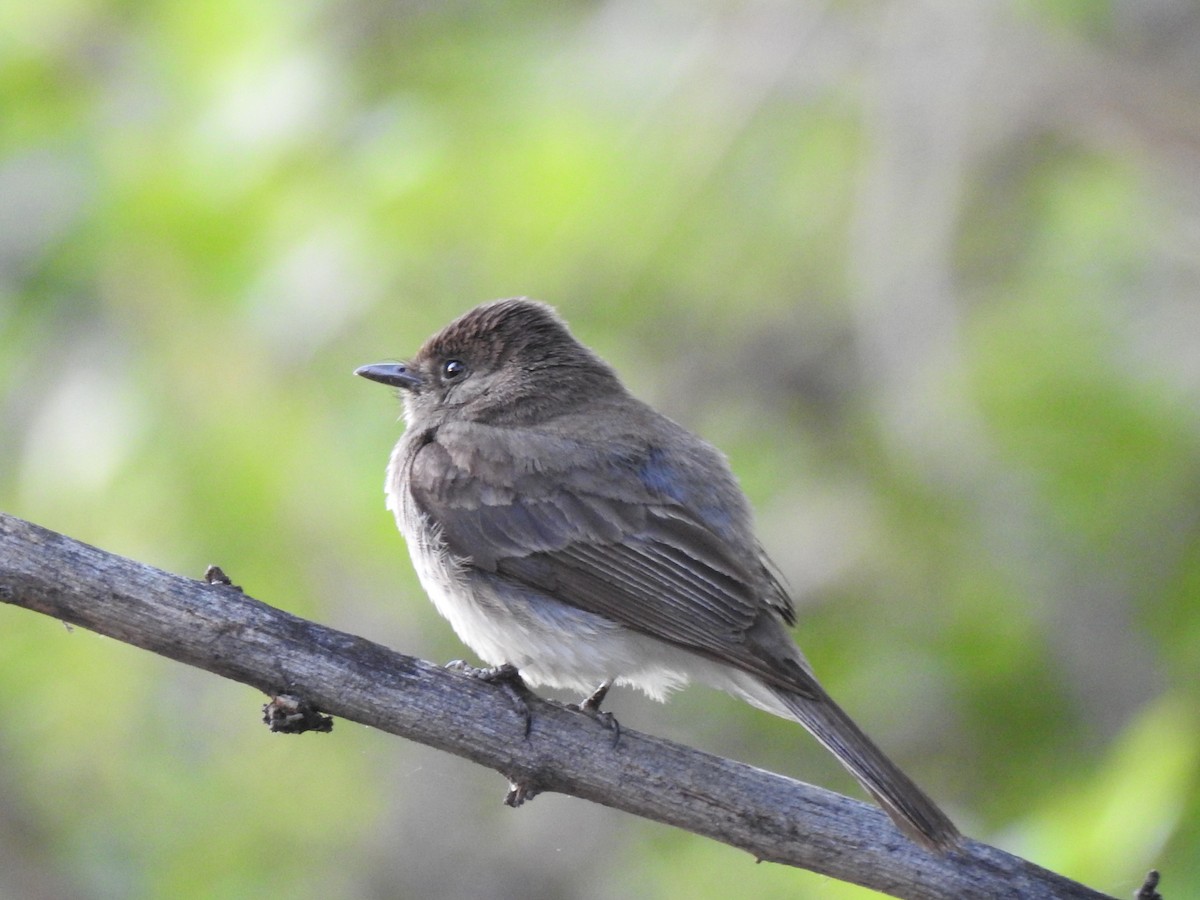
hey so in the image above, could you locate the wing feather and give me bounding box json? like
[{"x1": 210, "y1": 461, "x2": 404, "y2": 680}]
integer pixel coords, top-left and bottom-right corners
[{"x1": 408, "y1": 422, "x2": 801, "y2": 686}]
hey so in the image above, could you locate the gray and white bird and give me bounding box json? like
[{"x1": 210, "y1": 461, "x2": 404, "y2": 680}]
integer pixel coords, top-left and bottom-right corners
[{"x1": 356, "y1": 298, "x2": 960, "y2": 851}]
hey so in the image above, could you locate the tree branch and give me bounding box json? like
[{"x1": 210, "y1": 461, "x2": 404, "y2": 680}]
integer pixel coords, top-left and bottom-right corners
[{"x1": 0, "y1": 512, "x2": 1117, "y2": 900}]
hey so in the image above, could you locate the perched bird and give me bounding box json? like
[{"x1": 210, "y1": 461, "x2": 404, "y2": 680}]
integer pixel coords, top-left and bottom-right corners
[{"x1": 356, "y1": 298, "x2": 960, "y2": 851}]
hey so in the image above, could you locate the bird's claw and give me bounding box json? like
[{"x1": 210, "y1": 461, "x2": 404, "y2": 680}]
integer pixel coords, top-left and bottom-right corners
[
  {"x1": 445, "y1": 661, "x2": 532, "y2": 737},
  {"x1": 568, "y1": 679, "x2": 621, "y2": 747}
]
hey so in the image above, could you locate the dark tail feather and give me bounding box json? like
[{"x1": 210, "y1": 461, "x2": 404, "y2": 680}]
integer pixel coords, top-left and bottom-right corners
[{"x1": 773, "y1": 685, "x2": 961, "y2": 852}]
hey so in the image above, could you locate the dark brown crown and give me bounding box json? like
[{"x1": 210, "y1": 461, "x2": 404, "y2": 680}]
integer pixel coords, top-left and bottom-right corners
[{"x1": 416, "y1": 298, "x2": 602, "y2": 373}]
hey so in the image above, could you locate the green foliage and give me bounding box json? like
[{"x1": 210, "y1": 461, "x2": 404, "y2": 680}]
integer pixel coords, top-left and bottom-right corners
[{"x1": 2, "y1": 2, "x2": 1197, "y2": 897}]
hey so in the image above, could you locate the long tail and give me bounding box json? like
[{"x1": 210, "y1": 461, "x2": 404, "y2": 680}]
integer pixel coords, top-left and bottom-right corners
[{"x1": 772, "y1": 684, "x2": 961, "y2": 852}]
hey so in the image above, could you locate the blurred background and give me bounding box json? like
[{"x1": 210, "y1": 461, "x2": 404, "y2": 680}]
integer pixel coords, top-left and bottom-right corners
[{"x1": 2, "y1": 1, "x2": 1198, "y2": 897}]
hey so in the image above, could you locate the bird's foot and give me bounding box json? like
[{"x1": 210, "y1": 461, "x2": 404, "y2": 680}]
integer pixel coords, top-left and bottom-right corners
[
  {"x1": 445, "y1": 660, "x2": 524, "y2": 683},
  {"x1": 567, "y1": 679, "x2": 621, "y2": 747},
  {"x1": 445, "y1": 660, "x2": 532, "y2": 737}
]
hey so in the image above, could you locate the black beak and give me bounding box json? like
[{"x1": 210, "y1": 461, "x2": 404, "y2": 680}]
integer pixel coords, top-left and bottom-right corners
[{"x1": 355, "y1": 362, "x2": 423, "y2": 389}]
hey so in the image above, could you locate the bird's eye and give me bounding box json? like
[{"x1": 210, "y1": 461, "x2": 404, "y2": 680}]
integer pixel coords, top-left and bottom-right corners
[{"x1": 441, "y1": 358, "x2": 467, "y2": 380}]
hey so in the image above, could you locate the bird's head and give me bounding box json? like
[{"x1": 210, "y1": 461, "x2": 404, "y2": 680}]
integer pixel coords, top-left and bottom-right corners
[{"x1": 356, "y1": 298, "x2": 623, "y2": 427}]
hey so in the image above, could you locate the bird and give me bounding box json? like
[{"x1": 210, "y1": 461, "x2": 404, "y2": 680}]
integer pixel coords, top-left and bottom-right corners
[{"x1": 356, "y1": 297, "x2": 960, "y2": 851}]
